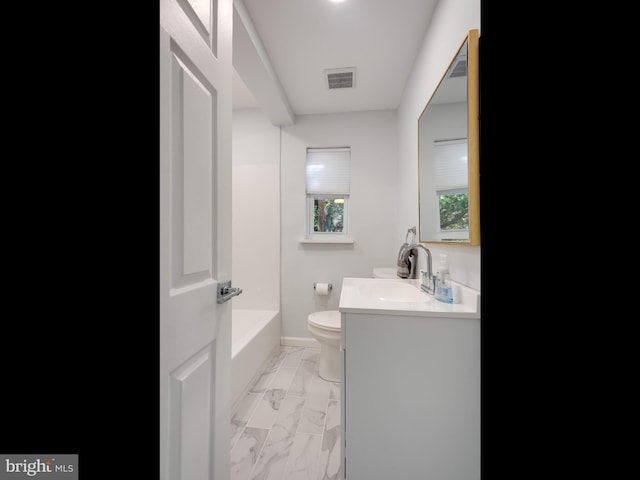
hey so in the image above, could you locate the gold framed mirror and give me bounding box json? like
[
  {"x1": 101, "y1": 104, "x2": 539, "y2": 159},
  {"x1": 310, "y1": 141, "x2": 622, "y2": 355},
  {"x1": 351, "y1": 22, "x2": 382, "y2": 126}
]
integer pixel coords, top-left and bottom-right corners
[{"x1": 418, "y1": 29, "x2": 479, "y2": 245}]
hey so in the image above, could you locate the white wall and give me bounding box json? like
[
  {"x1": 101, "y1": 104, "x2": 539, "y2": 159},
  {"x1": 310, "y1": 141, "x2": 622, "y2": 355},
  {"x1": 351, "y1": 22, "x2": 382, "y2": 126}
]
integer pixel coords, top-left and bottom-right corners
[
  {"x1": 232, "y1": 109, "x2": 280, "y2": 310},
  {"x1": 232, "y1": 0, "x2": 482, "y2": 339},
  {"x1": 280, "y1": 111, "x2": 399, "y2": 339},
  {"x1": 397, "y1": 0, "x2": 481, "y2": 290}
]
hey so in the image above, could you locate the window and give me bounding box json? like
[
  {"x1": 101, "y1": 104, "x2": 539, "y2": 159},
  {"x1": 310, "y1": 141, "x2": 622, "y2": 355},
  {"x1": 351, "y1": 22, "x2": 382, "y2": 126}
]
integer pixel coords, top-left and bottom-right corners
[
  {"x1": 433, "y1": 139, "x2": 468, "y2": 241},
  {"x1": 305, "y1": 147, "x2": 350, "y2": 239},
  {"x1": 436, "y1": 187, "x2": 469, "y2": 241}
]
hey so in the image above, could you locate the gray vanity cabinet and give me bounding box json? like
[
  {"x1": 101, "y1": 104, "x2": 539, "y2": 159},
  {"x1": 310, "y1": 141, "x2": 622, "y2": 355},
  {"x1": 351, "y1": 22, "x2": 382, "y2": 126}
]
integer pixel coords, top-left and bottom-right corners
[{"x1": 340, "y1": 311, "x2": 480, "y2": 479}]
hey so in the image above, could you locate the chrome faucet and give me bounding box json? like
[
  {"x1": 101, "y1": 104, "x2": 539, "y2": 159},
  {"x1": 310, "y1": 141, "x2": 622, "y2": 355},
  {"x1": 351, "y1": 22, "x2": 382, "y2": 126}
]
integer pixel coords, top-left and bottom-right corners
[{"x1": 410, "y1": 243, "x2": 435, "y2": 294}]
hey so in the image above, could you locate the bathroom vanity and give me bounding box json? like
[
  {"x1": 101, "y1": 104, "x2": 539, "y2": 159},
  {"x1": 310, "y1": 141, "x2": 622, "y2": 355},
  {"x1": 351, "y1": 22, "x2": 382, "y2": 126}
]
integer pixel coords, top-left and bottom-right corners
[{"x1": 338, "y1": 277, "x2": 480, "y2": 479}]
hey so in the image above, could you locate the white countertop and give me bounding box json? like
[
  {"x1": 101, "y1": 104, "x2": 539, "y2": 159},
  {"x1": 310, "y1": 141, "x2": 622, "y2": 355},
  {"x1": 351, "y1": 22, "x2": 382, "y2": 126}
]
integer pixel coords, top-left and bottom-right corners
[{"x1": 338, "y1": 277, "x2": 480, "y2": 319}]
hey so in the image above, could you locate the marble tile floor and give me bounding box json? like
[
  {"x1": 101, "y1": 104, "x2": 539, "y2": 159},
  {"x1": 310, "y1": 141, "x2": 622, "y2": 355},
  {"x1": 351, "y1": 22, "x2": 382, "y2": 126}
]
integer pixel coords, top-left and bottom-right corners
[{"x1": 230, "y1": 345, "x2": 341, "y2": 480}]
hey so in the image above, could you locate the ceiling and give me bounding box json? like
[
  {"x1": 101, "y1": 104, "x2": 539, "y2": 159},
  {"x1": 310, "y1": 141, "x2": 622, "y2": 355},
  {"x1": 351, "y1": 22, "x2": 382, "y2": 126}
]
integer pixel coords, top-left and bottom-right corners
[{"x1": 232, "y1": 0, "x2": 439, "y2": 124}]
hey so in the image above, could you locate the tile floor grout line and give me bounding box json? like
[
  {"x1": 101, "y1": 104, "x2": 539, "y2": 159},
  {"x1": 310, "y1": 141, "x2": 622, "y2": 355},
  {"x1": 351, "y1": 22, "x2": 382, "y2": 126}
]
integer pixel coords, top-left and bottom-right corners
[
  {"x1": 246, "y1": 426, "x2": 272, "y2": 480},
  {"x1": 231, "y1": 345, "x2": 338, "y2": 480}
]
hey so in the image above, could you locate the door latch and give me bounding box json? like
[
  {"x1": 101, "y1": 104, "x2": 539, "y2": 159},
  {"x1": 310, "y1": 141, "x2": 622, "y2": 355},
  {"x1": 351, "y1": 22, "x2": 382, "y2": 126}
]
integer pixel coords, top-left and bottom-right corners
[{"x1": 217, "y1": 280, "x2": 243, "y2": 304}]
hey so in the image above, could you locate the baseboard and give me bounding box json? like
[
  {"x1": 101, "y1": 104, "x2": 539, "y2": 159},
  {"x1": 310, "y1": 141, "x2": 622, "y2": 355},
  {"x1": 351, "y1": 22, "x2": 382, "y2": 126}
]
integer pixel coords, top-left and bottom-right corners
[{"x1": 281, "y1": 336, "x2": 321, "y2": 348}]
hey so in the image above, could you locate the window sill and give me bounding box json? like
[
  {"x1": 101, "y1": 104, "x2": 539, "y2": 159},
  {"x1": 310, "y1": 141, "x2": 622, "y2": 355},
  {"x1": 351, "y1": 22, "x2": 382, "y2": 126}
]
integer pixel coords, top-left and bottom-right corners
[{"x1": 300, "y1": 237, "x2": 355, "y2": 244}]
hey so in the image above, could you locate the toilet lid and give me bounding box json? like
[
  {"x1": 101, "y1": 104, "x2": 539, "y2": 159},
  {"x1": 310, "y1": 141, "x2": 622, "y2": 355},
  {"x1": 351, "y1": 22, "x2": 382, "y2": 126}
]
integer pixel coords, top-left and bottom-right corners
[{"x1": 308, "y1": 310, "x2": 341, "y2": 331}]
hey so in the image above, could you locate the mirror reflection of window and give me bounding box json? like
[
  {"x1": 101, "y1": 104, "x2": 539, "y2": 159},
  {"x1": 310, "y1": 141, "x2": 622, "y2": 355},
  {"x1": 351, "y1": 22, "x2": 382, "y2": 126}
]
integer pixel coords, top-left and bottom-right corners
[
  {"x1": 433, "y1": 138, "x2": 467, "y2": 188},
  {"x1": 437, "y1": 189, "x2": 468, "y2": 240},
  {"x1": 433, "y1": 138, "x2": 468, "y2": 240}
]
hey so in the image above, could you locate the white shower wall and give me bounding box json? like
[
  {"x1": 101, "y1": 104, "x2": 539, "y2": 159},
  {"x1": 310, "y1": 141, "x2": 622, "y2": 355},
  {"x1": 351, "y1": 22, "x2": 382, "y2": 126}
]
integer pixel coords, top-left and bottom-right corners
[{"x1": 232, "y1": 109, "x2": 280, "y2": 311}]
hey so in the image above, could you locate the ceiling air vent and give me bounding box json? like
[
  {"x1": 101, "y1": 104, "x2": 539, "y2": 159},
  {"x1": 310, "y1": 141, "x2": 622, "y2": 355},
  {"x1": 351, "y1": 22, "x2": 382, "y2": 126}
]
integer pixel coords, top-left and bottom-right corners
[
  {"x1": 325, "y1": 67, "x2": 355, "y2": 89},
  {"x1": 448, "y1": 57, "x2": 467, "y2": 78}
]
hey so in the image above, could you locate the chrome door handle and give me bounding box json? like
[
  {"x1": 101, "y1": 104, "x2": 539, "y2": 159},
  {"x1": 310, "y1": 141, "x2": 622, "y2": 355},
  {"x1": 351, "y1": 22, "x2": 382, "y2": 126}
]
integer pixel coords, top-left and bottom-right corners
[{"x1": 217, "y1": 280, "x2": 243, "y2": 304}]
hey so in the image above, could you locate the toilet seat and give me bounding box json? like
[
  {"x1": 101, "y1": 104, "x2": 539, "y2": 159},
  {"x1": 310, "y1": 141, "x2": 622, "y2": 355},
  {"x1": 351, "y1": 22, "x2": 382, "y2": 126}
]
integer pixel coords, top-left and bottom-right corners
[{"x1": 308, "y1": 310, "x2": 341, "y2": 332}]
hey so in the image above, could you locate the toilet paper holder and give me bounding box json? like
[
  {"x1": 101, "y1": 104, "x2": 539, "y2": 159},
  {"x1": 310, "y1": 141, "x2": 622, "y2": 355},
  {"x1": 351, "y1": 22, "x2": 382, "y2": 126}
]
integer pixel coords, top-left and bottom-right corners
[{"x1": 313, "y1": 283, "x2": 332, "y2": 291}]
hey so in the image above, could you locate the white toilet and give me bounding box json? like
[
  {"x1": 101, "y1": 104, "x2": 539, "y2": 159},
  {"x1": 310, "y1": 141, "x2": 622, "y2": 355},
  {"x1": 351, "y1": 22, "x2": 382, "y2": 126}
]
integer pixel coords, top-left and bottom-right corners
[
  {"x1": 307, "y1": 310, "x2": 342, "y2": 382},
  {"x1": 373, "y1": 267, "x2": 398, "y2": 279}
]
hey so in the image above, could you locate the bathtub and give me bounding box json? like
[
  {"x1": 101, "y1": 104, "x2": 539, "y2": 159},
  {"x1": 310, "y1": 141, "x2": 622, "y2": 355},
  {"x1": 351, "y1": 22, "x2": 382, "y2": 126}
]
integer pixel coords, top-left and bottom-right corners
[{"x1": 231, "y1": 309, "x2": 281, "y2": 409}]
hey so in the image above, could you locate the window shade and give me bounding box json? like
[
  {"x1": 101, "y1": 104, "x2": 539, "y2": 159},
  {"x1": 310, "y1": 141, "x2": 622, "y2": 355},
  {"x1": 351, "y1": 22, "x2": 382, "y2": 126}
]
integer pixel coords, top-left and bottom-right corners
[
  {"x1": 433, "y1": 139, "x2": 467, "y2": 189},
  {"x1": 306, "y1": 147, "x2": 351, "y2": 194}
]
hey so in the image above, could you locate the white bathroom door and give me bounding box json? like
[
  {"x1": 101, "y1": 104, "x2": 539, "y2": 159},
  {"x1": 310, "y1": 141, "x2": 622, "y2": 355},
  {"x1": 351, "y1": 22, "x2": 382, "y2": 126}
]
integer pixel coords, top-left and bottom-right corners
[{"x1": 160, "y1": 1, "x2": 234, "y2": 479}]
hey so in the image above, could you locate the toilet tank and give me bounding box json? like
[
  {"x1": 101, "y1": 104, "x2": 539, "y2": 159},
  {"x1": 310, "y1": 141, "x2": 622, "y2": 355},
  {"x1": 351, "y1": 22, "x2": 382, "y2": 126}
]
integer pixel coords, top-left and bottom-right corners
[{"x1": 372, "y1": 267, "x2": 398, "y2": 279}]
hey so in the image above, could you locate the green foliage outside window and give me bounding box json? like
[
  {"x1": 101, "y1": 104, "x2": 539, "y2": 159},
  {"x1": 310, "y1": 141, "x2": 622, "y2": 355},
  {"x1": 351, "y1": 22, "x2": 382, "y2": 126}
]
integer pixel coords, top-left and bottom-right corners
[
  {"x1": 439, "y1": 193, "x2": 468, "y2": 231},
  {"x1": 313, "y1": 199, "x2": 344, "y2": 232}
]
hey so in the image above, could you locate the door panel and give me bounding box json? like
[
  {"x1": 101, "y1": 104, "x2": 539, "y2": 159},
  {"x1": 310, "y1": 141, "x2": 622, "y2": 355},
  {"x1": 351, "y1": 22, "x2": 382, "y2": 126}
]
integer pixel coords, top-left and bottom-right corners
[
  {"x1": 160, "y1": 1, "x2": 233, "y2": 479},
  {"x1": 169, "y1": 47, "x2": 216, "y2": 282},
  {"x1": 174, "y1": 0, "x2": 217, "y2": 54},
  {"x1": 169, "y1": 344, "x2": 215, "y2": 480}
]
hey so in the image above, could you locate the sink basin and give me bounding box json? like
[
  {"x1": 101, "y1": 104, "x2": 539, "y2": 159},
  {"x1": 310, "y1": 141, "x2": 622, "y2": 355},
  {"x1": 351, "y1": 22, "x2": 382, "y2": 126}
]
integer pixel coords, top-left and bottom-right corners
[
  {"x1": 358, "y1": 281, "x2": 430, "y2": 303},
  {"x1": 339, "y1": 277, "x2": 480, "y2": 318}
]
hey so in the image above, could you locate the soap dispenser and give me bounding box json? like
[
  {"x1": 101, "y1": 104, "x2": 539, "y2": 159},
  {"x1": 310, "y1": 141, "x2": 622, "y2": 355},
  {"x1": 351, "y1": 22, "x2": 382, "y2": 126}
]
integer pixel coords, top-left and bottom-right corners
[{"x1": 435, "y1": 254, "x2": 453, "y2": 304}]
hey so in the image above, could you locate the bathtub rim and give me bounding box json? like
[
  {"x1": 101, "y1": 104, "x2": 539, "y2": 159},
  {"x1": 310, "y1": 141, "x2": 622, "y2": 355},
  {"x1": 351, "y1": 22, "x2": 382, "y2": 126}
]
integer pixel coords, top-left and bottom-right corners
[{"x1": 231, "y1": 308, "x2": 281, "y2": 413}]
